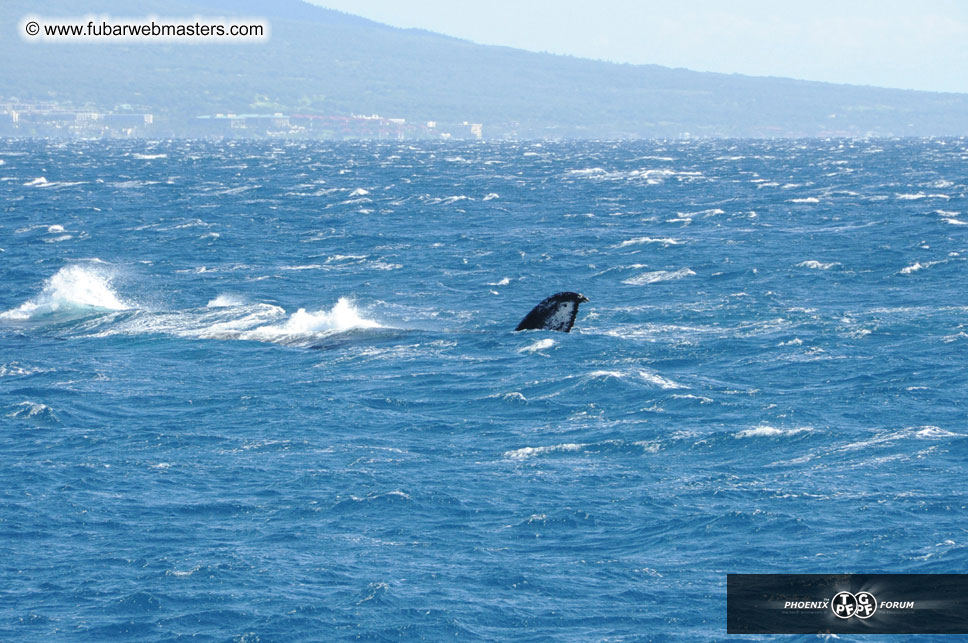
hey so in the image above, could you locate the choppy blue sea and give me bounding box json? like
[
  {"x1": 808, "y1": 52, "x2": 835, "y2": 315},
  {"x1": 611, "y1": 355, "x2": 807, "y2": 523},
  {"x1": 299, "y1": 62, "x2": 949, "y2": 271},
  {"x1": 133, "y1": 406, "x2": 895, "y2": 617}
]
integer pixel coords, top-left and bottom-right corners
[{"x1": 1, "y1": 138, "x2": 967, "y2": 641}]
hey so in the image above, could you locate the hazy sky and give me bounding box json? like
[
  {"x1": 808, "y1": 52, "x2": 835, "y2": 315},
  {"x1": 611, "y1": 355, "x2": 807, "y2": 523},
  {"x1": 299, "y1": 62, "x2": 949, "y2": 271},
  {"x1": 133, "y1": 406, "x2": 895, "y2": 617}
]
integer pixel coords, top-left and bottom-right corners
[{"x1": 311, "y1": 0, "x2": 968, "y2": 93}]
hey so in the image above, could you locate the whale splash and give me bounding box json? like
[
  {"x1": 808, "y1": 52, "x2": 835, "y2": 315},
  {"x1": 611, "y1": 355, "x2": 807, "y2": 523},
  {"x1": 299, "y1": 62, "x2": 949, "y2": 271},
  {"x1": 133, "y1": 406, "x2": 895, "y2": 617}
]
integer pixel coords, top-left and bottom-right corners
[
  {"x1": 2, "y1": 265, "x2": 383, "y2": 347},
  {"x1": 0, "y1": 265, "x2": 130, "y2": 321}
]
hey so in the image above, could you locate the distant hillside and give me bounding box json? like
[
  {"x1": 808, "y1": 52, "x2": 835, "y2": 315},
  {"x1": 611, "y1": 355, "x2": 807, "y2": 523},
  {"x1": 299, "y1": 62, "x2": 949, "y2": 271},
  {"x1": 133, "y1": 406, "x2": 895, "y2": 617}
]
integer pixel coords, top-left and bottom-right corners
[{"x1": 3, "y1": 0, "x2": 968, "y2": 138}]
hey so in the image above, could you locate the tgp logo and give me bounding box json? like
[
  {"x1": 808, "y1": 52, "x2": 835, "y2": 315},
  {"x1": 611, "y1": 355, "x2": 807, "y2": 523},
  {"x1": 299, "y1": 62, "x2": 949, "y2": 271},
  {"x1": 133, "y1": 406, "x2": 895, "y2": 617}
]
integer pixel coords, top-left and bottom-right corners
[{"x1": 832, "y1": 591, "x2": 877, "y2": 619}]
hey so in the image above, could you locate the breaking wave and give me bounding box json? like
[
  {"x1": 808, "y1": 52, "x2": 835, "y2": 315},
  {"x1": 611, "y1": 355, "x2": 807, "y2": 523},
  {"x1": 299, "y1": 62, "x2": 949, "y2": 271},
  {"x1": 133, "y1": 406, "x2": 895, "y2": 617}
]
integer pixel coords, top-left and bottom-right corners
[
  {"x1": 623, "y1": 268, "x2": 696, "y2": 285},
  {"x1": 1, "y1": 265, "x2": 131, "y2": 321},
  {"x1": 797, "y1": 260, "x2": 839, "y2": 270},
  {"x1": 2, "y1": 265, "x2": 382, "y2": 346}
]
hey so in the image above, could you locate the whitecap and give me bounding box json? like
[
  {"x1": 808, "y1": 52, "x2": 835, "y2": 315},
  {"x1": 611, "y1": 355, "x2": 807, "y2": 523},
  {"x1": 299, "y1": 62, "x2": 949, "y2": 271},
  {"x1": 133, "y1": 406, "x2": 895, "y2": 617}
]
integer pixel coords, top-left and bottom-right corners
[
  {"x1": 900, "y1": 261, "x2": 942, "y2": 275},
  {"x1": 206, "y1": 294, "x2": 245, "y2": 308},
  {"x1": 1, "y1": 265, "x2": 130, "y2": 321},
  {"x1": 8, "y1": 401, "x2": 58, "y2": 421},
  {"x1": 167, "y1": 566, "x2": 200, "y2": 577},
  {"x1": 281, "y1": 264, "x2": 327, "y2": 271},
  {"x1": 236, "y1": 298, "x2": 381, "y2": 343},
  {"x1": 637, "y1": 369, "x2": 684, "y2": 389},
  {"x1": 170, "y1": 219, "x2": 212, "y2": 230},
  {"x1": 587, "y1": 370, "x2": 626, "y2": 379},
  {"x1": 914, "y1": 426, "x2": 960, "y2": 439},
  {"x1": 326, "y1": 254, "x2": 366, "y2": 263},
  {"x1": 735, "y1": 425, "x2": 812, "y2": 438},
  {"x1": 797, "y1": 260, "x2": 839, "y2": 270},
  {"x1": 505, "y1": 443, "x2": 586, "y2": 460},
  {"x1": 434, "y1": 195, "x2": 469, "y2": 205},
  {"x1": 0, "y1": 363, "x2": 48, "y2": 377},
  {"x1": 617, "y1": 236, "x2": 682, "y2": 247},
  {"x1": 518, "y1": 338, "x2": 555, "y2": 353},
  {"x1": 671, "y1": 393, "x2": 713, "y2": 404},
  {"x1": 670, "y1": 208, "x2": 724, "y2": 220},
  {"x1": 897, "y1": 193, "x2": 949, "y2": 200},
  {"x1": 623, "y1": 268, "x2": 695, "y2": 285}
]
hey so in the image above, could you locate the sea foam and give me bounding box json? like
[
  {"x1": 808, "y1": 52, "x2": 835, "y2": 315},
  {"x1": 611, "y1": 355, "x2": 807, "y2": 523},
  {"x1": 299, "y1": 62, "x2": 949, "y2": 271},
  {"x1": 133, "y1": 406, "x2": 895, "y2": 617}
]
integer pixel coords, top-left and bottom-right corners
[
  {"x1": 623, "y1": 268, "x2": 696, "y2": 285},
  {"x1": 1, "y1": 265, "x2": 130, "y2": 320},
  {"x1": 236, "y1": 298, "x2": 381, "y2": 343}
]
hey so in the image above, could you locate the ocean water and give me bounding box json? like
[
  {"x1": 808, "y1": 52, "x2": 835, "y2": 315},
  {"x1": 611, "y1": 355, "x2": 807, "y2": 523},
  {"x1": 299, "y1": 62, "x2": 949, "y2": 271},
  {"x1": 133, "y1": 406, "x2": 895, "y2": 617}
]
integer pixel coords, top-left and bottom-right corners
[{"x1": 1, "y1": 138, "x2": 967, "y2": 641}]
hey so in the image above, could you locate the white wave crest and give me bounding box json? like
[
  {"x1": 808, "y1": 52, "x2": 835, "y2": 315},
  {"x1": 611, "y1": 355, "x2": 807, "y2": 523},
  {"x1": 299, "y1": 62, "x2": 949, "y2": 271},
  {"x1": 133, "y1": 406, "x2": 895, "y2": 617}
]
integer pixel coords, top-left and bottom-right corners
[
  {"x1": 4, "y1": 267, "x2": 383, "y2": 347},
  {"x1": 623, "y1": 268, "x2": 695, "y2": 285},
  {"x1": 8, "y1": 401, "x2": 57, "y2": 421},
  {"x1": 897, "y1": 192, "x2": 950, "y2": 200},
  {"x1": 518, "y1": 338, "x2": 555, "y2": 353},
  {"x1": 206, "y1": 294, "x2": 246, "y2": 308},
  {"x1": 900, "y1": 260, "x2": 942, "y2": 275},
  {"x1": 236, "y1": 298, "x2": 381, "y2": 343},
  {"x1": 432, "y1": 195, "x2": 469, "y2": 205},
  {"x1": 583, "y1": 368, "x2": 682, "y2": 389},
  {"x1": 671, "y1": 393, "x2": 713, "y2": 403},
  {"x1": 587, "y1": 370, "x2": 626, "y2": 379},
  {"x1": 102, "y1": 299, "x2": 381, "y2": 347},
  {"x1": 637, "y1": 369, "x2": 684, "y2": 389},
  {"x1": 797, "y1": 260, "x2": 839, "y2": 270},
  {"x1": 735, "y1": 425, "x2": 812, "y2": 438},
  {"x1": 1, "y1": 265, "x2": 130, "y2": 320},
  {"x1": 677, "y1": 208, "x2": 725, "y2": 218},
  {"x1": 0, "y1": 363, "x2": 49, "y2": 377},
  {"x1": 505, "y1": 443, "x2": 586, "y2": 460},
  {"x1": 617, "y1": 236, "x2": 682, "y2": 247},
  {"x1": 914, "y1": 426, "x2": 960, "y2": 439}
]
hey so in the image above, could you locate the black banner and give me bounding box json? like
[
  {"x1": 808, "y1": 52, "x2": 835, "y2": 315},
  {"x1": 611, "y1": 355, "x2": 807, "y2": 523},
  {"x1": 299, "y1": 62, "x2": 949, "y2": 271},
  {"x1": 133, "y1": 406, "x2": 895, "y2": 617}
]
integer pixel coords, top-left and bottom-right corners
[{"x1": 727, "y1": 574, "x2": 968, "y2": 634}]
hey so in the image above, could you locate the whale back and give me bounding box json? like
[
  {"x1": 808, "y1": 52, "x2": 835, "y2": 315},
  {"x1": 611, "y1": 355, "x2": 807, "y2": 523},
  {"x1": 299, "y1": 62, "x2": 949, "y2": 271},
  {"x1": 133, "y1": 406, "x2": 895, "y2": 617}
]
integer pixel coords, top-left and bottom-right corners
[{"x1": 515, "y1": 292, "x2": 588, "y2": 332}]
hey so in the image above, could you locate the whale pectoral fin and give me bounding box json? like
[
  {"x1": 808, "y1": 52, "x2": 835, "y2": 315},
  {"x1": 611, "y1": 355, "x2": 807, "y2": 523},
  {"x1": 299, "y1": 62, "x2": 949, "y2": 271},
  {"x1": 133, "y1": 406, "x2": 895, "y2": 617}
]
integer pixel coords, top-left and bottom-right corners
[
  {"x1": 515, "y1": 301, "x2": 551, "y2": 331},
  {"x1": 515, "y1": 292, "x2": 588, "y2": 333}
]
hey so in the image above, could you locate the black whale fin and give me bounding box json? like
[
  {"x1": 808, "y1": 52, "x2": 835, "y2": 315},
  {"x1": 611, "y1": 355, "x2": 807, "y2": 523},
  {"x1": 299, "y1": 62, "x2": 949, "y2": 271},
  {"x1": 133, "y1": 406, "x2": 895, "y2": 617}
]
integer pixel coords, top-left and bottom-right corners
[{"x1": 515, "y1": 292, "x2": 589, "y2": 333}]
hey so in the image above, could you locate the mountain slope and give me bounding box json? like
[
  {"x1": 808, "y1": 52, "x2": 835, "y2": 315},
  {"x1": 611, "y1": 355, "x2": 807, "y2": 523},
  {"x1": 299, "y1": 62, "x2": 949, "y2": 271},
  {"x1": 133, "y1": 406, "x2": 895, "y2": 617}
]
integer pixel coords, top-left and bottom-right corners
[{"x1": 3, "y1": 0, "x2": 967, "y2": 137}]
